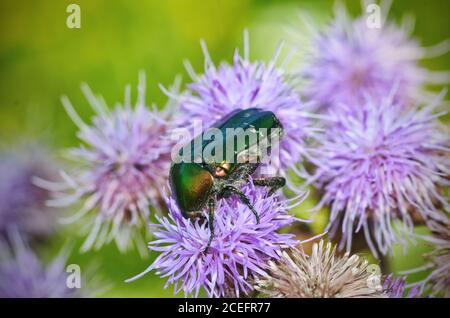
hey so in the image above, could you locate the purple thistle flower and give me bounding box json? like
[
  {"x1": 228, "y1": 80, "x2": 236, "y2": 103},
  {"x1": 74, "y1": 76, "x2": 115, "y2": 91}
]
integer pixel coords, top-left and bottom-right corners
[
  {"x1": 36, "y1": 73, "x2": 178, "y2": 256},
  {"x1": 383, "y1": 275, "x2": 422, "y2": 298},
  {"x1": 0, "y1": 231, "x2": 83, "y2": 298},
  {"x1": 301, "y1": 1, "x2": 450, "y2": 111},
  {"x1": 126, "y1": 180, "x2": 305, "y2": 298},
  {"x1": 416, "y1": 217, "x2": 450, "y2": 297},
  {"x1": 309, "y1": 92, "x2": 449, "y2": 257},
  {"x1": 176, "y1": 32, "x2": 315, "y2": 181},
  {"x1": 0, "y1": 148, "x2": 56, "y2": 242}
]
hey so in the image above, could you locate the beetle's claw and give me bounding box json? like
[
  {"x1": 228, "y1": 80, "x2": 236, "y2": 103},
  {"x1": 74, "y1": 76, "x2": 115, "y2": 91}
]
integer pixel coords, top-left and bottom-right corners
[
  {"x1": 255, "y1": 213, "x2": 260, "y2": 224},
  {"x1": 204, "y1": 234, "x2": 214, "y2": 253},
  {"x1": 204, "y1": 243, "x2": 212, "y2": 253}
]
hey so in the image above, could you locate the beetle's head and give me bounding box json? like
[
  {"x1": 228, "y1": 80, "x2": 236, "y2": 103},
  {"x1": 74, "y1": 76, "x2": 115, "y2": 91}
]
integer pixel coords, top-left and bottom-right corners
[{"x1": 169, "y1": 162, "x2": 214, "y2": 217}]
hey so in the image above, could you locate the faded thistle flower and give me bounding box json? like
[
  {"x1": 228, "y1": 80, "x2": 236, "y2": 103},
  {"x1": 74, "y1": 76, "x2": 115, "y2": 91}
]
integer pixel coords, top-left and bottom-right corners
[
  {"x1": 0, "y1": 231, "x2": 84, "y2": 298},
  {"x1": 308, "y1": 92, "x2": 449, "y2": 257},
  {"x1": 126, "y1": 180, "x2": 304, "y2": 297},
  {"x1": 0, "y1": 148, "x2": 57, "y2": 242},
  {"x1": 255, "y1": 240, "x2": 385, "y2": 298},
  {"x1": 301, "y1": 1, "x2": 449, "y2": 112},
  {"x1": 383, "y1": 275, "x2": 422, "y2": 298},
  {"x1": 176, "y1": 32, "x2": 315, "y2": 180},
  {"x1": 36, "y1": 73, "x2": 178, "y2": 256}
]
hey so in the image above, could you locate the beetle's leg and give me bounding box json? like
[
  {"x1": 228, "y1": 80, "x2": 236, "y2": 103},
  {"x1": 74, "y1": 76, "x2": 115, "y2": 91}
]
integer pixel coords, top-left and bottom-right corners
[
  {"x1": 223, "y1": 185, "x2": 260, "y2": 224},
  {"x1": 204, "y1": 198, "x2": 215, "y2": 253},
  {"x1": 253, "y1": 177, "x2": 286, "y2": 196},
  {"x1": 228, "y1": 163, "x2": 259, "y2": 180}
]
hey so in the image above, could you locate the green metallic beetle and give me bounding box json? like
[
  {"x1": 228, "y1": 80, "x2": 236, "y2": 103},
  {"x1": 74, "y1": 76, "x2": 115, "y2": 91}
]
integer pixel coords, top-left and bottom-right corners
[{"x1": 170, "y1": 108, "x2": 286, "y2": 252}]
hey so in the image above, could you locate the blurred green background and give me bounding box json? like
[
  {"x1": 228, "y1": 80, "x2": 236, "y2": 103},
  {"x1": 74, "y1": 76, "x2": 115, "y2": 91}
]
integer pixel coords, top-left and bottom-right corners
[{"x1": 0, "y1": 0, "x2": 449, "y2": 297}]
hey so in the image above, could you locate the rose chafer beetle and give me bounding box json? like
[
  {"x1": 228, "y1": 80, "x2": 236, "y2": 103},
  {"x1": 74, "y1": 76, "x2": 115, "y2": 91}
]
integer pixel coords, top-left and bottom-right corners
[{"x1": 170, "y1": 108, "x2": 286, "y2": 252}]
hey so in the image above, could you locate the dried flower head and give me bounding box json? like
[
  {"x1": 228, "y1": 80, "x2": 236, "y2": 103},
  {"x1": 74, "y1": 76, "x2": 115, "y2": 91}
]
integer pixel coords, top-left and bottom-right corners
[
  {"x1": 255, "y1": 240, "x2": 385, "y2": 298},
  {"x1": 309, "y1": 92, "x2": 449, "y2": 257},
  {"x1": 126, "y1": 180, "x2": 304, "y2": 297},
  {"x1": 301, "y1": 1, "x2": 449, "y2": 111},
  {"x1": 36, "y1": 73, "x2": 178, "y2": 256},
  {"x1": 176, "y1": 32, "x2": 315, "y2": 179},
  {"x1": 0, "y1": 148, "x2": 56, "y2": 242}
]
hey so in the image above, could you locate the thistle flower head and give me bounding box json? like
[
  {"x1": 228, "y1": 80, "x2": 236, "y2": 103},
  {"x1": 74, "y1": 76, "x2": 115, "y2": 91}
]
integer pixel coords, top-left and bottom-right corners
[
  {"x1": 178, "y1": 33, "x2": 314, "y2": 177},
  {"x1": 421, "y1": 217, "x2": 450, "y2": 297},
  {"x1": 383, "y1": 275, "x2": 422, "y2": 298},
  {"x1": 127, "y1": 180, "x2": 303, "y2": 297},
  {"x1": 255, "y1": 240, "x2": 385, "y2": 298},
  {"x1": 0, "y1": 232, "x2": 82, "y2": 298},
  {"x1": 37, "y1": 73, "x2": 178, "y2": 256},
  {"x1": 301, "y1": 1, "x2": 449, "y2": 111},
  {"x1": 0, "y1": 148, "x2": 56, "y2": 241},
  {"x1": 309, "y1": 93, "x2": 449, "y2": 257}
]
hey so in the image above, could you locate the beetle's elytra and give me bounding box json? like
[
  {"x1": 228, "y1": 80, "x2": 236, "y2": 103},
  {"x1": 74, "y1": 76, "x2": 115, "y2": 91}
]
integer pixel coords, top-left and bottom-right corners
[{"x1": 169, "y1": 108, "x2": 286, "y2": 252}]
